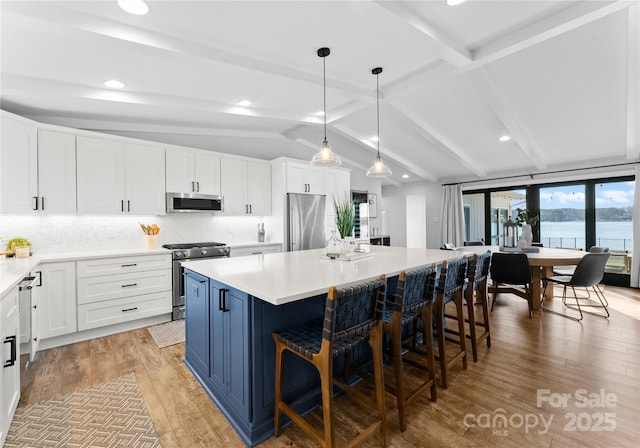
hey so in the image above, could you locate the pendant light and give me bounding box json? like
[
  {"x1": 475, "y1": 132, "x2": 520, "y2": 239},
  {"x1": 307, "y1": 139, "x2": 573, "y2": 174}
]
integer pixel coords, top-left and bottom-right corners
[
  {"x1": 366, "y1": 67, "x2": 392, "y2": 177},
  {"x1": 311, "y1": 47, "x2": 341, "y2": 167}
]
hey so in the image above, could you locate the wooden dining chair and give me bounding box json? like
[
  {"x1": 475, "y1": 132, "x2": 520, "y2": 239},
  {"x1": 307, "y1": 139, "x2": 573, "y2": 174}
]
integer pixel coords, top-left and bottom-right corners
[
  {"x1": 272, "y1": 276, "x2": 387, "y2": 448},
  {"x1": 383, "y1": 265, "x2": 437, "y2": 431}
]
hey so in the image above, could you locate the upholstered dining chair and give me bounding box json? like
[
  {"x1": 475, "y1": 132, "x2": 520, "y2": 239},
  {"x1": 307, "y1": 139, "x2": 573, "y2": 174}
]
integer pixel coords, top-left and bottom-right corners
[
  {"x1": 488, "y1": 252, "x2": 534, "y2": 318},
  {"x1": 433, "y1": 257, "x2": 468, "y2": 389},
  {"x1": 542, "y1": 252, "x2": 611, "y2": 321},
  {"x1": 383, "y1": 265, "x2": 438, "y2": 431},
  {"x1": 272, "y1": 276, "x2": 387, "y2": 448}
]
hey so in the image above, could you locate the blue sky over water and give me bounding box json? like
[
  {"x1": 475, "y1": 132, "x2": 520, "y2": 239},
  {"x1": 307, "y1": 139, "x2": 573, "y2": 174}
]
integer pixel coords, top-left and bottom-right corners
[{"x1": 538, "y1": 181, "x2": 635, "y2": 209}]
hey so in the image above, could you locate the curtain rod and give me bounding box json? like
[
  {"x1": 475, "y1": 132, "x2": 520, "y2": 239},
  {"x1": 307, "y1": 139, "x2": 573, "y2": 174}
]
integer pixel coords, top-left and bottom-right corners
[{"x1": 442, "y1": 161, "x2": 639, "y2": 187}]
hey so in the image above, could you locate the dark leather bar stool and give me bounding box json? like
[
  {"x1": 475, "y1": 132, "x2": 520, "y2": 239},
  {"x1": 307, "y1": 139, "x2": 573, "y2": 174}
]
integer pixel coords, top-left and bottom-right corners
[
  {"x1": 433, "y1": 257, "x2": 468, "y2": 389},
  {"x1": 272, "y1": 276, "x2": 387, "y2": 448},
  {"x1": 444, "y1": 252, "x2": 492, "y2": 362},
  {"x1": 383, "y1": 265, "x2": 437, "y2": 431}
]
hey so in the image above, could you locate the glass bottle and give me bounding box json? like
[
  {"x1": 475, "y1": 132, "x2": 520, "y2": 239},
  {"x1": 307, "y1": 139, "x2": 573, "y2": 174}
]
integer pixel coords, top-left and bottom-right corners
[{"x1": 325, "y1": 230, "x2": 341, "y2": 259}]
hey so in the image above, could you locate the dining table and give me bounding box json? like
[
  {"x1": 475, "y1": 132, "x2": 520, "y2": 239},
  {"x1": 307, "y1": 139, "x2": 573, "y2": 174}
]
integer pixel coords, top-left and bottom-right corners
[{"x1": 458, "y1": 246, "x2": 586, "y2": 310}]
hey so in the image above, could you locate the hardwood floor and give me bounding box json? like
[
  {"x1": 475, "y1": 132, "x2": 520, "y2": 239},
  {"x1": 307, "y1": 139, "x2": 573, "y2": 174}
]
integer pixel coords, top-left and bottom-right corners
[{"x1": 18, "y1": 285, "x2": 640, "y2": 447}]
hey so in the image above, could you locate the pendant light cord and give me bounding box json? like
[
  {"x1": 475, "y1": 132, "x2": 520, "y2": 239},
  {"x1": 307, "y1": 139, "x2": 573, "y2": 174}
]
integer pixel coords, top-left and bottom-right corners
[
  {"x1": 376, "y1": 71, "x2": 380, "y2": 158},
  {"x1": 323, "y1": 55, "x2": 327, "y2": 142}
]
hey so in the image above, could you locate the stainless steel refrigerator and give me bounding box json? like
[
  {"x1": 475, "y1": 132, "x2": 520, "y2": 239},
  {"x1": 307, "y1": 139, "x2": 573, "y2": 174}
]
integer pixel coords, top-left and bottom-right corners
[{"x1": 287, "y1": 193, "x2": 326, "y2": 251}]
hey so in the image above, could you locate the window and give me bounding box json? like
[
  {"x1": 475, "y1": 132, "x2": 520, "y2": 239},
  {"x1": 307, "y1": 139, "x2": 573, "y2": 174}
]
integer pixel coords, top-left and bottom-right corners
[{"x1": 539, "y1": 185, "x2": 585, "y2": 249}]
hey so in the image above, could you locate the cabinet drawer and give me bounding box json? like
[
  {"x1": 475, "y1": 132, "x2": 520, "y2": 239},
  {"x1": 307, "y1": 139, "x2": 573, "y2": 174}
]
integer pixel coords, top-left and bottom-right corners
[
  {"x1": 1, "y1": 286, "x2": 20, "y2": 329},
  {"x1": 78, "y1": 269, "x2": 171, "y2": 304},
  {"x1": 78, "y1": 291, "x2": 171, "y2": 331},
  {"x1": 230, "y1": 244, "x2": 282, "y2": 258},
  {"x1": 77, "y1": 254, "x2": 171, "y2": 278}
]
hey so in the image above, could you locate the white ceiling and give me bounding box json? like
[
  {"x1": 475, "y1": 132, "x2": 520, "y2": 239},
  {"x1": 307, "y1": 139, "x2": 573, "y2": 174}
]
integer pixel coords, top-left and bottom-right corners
[{"x1": 1, "y1": 0, "x2": 638, "y2": 186}]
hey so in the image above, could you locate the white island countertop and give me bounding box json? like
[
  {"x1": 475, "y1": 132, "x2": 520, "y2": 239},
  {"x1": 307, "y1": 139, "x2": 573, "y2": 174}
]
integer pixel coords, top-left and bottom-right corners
[{"x1": 182, "y1": 246, "x2": 468, "y2": 306}]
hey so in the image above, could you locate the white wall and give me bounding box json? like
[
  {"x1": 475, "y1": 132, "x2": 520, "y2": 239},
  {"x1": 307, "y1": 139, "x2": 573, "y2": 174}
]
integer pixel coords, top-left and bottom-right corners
[
  {"x1": 381, "y1": 181, "x2": 443, "y2": 248},
  {"x1": 406, "y1": 195, "x2": 426, "y2": 248},
  {"x1": 0, "y1": 214, "x2": 278, "y2": 254}
]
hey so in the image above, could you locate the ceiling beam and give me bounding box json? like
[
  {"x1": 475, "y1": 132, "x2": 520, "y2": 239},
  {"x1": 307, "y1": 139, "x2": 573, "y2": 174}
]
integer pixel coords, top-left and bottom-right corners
[
  {"x1": 627, "y1": 3, "x2": 640, "y2": 160},
  {"x1": 1, "y1": 3, "x2": 375, "y2": 102},
  {"x1": 472, "y1": 0, "x2": 633, "y2": 65},
  {"x1": 373, "y1": 1, "x2": 472, "y2": 67},
  {"x1": 388, "y1": 103, "x2": 487, "y2": 178},
  {"x1": 332, "y1": 123, "x2": 438, "y2": 182},
  {"x1": 387, "y1": 1, "x2": 634, "y2": 101},
  {"x1": 468, "y1": 66, "x2": 548, "y2": 170}
]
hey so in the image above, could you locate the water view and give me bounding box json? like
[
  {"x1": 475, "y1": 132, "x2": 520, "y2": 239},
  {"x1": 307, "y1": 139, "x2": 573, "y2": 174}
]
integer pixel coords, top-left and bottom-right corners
[{"x1": 540, "y1": 221, "x2": 632, "y2": 251}]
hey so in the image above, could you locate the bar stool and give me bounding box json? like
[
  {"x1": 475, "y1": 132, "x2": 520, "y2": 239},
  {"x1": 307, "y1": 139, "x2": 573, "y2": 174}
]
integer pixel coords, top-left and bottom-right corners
[
  {"x1": 433, "y1": 257, "x2": 468, "y2": 389},
  {"x1": 383, "y1": 265, "x2": 437, "y2": 432},
  {"x1": 446, "y1": 252, "x2": 492, "y2": 362},
  {"x1": 272, "y1": 276, "x2": 387, "y2": 448}
]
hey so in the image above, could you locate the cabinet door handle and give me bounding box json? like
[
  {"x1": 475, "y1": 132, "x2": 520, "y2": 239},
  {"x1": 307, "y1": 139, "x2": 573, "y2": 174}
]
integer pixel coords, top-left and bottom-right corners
[
  {"x1": 36, "y1": 270, "x2": 42, "y2": 287},
  {"x1": 121, "y1": 283, "x2": 138, "y2": 288},
  {"x1": 127, "y1": 200, "x2": 130, "y2": 212},
  {"x1": 121, "y1": 263, "x2": 137, "y2": 267},
  {"x1": 122, "y1": 307, "x2": 138, "y2": 312},
  {"x1": 192, "y1": 181, "x2": 195, "y2": 192},
  {"x1": 121, "y1": 200, "x2": 124, "y2": 212},
  {"x1": 249, "y1": 204, "x2": 252, "y2": 214},
  {"x1": 33, "y1": 196, "x2": 38, "y2": 210},
  {"x1": 41, "y1": 197, "x2": 45, "y2": 210},
  {"x1": 3, "y1": 335, "x2": 17, "y2": 368},
  {"x1": 219, "y1": 288, "x2": 229, "y2": 312},
  {"x1": 196, "y1": 181, "x2": 200, "y2": 192}
]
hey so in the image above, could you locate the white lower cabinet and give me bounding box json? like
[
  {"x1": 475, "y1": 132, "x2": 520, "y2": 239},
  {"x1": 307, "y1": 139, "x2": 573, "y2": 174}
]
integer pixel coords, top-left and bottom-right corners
[
  {"x1": 38, "y1": 262, "x2": 77, "y2": 340},
  {"x1": 1, "y1": 286, "x2": 20, "y2": 447},
  {"x1": 76, "y1": 254, "x2": 171, "y2": 331}
]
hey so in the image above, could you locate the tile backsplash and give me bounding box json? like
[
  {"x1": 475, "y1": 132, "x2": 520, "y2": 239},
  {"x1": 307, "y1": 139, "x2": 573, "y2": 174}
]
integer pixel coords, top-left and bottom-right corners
[{"x1": 1, "y1": 214, "x2": 278, "y2": 254}]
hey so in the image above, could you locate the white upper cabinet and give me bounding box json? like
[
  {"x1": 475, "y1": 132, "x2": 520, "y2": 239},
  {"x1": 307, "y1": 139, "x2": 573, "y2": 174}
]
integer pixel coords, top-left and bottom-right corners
[
  {"x1": 285, "y1": 160, "x2": 323, "y2": 194},
  {"x1": 220, "y1": 157, "x2": 271, "y2": 215},
  {"x1": 166, "y1": 147, "x2": 220, "y2": 195},
  {"x1": 0, "y1": 113, "x2": 38, "y2": 214},
  {"x1": 323, "y1": 168, "x2": 350, "y2": 213},
  {"x1": 37, "y1": 130, "x2": 77, "y2": 214},
  {"x1": 77, "y1": 136, "x2": 165, "y2": 215}
]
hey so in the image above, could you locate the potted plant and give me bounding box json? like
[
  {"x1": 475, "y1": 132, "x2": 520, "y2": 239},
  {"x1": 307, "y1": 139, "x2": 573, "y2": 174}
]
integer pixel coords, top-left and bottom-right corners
[
  {"x1": 333, "y1": 194, "x2": 355, "y2": 239},
  {"x1": 6, "y1": 236, "x2": 31, "y2": 258}
]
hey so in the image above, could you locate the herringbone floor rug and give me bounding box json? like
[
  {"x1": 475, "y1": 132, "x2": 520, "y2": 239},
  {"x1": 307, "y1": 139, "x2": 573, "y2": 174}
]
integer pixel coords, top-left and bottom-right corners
[
  {"x1": 5, "y1": 373, "x2": 160, "y2": 448},
  {"x1": 147, "y1": 320, "x2": 185, "y2": 349}
]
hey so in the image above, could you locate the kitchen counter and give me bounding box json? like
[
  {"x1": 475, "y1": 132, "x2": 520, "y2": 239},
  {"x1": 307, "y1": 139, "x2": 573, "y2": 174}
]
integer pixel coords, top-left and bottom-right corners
[
  {"x1": 226, "y1": 241, "x2": 282, "y2": 249},
  {"x1": 182, "y1": 245, "x2": 467, "y2": 446},
  {"x1": 182, "y1": 245, "x2": 460, "y2": 306},
  {"x1": 0, "y1": 248, "x2": 170, "y2": 298}
]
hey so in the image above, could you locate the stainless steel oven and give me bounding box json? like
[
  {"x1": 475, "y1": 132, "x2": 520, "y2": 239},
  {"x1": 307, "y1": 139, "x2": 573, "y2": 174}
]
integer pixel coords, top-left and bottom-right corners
[{"x1": 162, "y1": 242, "x2": 230, "y2": 320}]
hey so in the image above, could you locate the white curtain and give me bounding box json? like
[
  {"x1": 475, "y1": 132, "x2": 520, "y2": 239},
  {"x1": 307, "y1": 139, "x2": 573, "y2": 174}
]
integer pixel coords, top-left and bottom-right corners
[
  {"x1": 440, "y1": 184, "x2": 465, "y2": 247},
  {"x1": 631, "y1": 165, "x2": 640, "y2": 288}
]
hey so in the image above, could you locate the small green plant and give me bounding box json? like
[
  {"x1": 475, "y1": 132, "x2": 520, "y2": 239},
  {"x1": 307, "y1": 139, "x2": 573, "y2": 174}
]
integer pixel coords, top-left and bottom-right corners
[
  {"x1": 333, "y1": 194, "x2": 355, "y2": 239},
  {"x1": 6, "y1": 237, "x2": 31, "y2": 252},
  {"x1": 515, "y1": 208, "x2": 539, "y2": 227}
]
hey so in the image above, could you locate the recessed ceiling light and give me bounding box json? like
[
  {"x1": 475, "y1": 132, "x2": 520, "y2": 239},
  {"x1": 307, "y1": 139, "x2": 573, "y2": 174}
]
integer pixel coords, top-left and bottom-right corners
[
  {"x1": 446, "y1": 0, "x2": 467, "y2": 5},
  {"x1": 499, "y1": 135, "x2": 511, "y2": 142},
  {"x1": 315, "y1": 111, "x2": 325, "y2": 116},
  {"x1": 371, "y1": 136, "x2": 379, "y2": 142},
  {"x1": 104, "y1": 79, "x2": 125, "y2": 89},
  {"x1": 402, "y1": 174, "x2": 409, "y2": 179},
  {"x1": 118, "y1": 0, "x2": 149, "y2": 15},
  {"x1": 237, "y1": 100, "x2": 252, "y2": 107}
]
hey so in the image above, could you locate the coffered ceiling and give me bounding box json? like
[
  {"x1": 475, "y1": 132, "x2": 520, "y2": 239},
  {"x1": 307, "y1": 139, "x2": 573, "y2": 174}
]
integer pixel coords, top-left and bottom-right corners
[{"x1": 1, "y1": 0, "x2": 638, "y2": 185}]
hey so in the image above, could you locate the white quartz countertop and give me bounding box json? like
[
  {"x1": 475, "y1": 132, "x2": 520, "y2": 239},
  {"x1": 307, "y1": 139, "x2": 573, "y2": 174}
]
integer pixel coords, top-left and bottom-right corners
[
  {"x1": 0, "y1": 247, "x2": 170, "y2": 299},
  {"x1": 182, "y1": 246, "x2": 468, "y2": 306},
  {"x1": 226, "y1": 241, "x2": 283, "y2": 248}
]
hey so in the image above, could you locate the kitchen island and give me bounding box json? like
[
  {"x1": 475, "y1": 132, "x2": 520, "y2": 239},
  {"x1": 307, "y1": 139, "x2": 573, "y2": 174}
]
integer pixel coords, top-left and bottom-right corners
[{"x1": 181, "y1": 246, "x2": 466, "y2": 447}]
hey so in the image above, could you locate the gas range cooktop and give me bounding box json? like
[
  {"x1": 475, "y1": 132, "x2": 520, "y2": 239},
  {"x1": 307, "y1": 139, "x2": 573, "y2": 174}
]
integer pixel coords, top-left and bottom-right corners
[{"x1": 162, "y1": 242, "x2": 226, "y2": 250}]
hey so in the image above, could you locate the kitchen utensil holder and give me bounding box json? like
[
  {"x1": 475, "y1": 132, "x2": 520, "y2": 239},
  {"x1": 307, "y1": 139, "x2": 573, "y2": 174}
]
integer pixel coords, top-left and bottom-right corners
[{"x1": 144, "y1": 235, "x2": 158, "y2": 249}]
